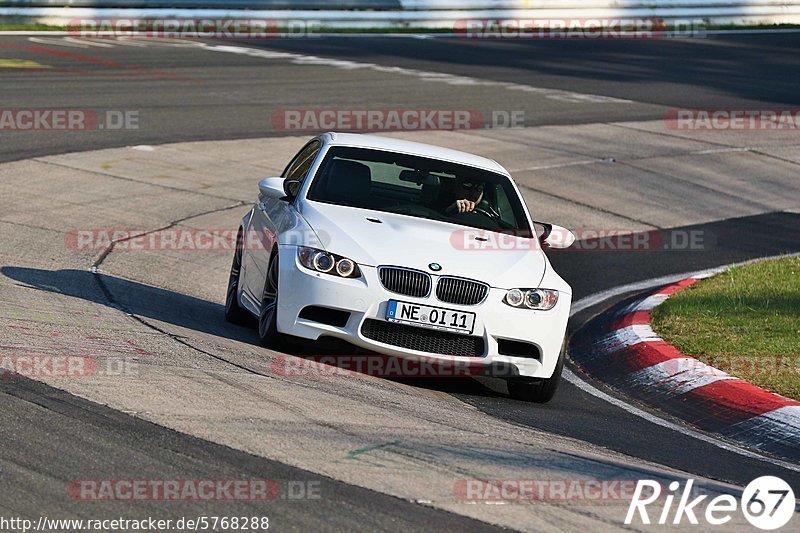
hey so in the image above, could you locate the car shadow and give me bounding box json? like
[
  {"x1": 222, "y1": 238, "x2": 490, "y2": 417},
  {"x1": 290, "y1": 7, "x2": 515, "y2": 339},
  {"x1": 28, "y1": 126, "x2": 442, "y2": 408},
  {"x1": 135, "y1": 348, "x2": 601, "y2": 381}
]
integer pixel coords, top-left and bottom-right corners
[
  {"x1": 0, "y1": 266, "x2": 509, "y2": 399},
  {"x1": 1, "y1": 266, "x2": 261, "y2": 346}
]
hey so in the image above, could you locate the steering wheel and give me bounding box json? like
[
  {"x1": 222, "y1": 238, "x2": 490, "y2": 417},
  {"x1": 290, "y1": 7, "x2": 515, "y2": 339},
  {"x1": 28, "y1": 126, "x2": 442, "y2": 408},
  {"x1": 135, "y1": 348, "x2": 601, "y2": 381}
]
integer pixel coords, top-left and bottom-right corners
[
  {"x1": 473, "y1": 206, "x2": 517, "y2": 230},
  {"x1": 473, "y1": 206, "x2": 494, "y2": 219}
]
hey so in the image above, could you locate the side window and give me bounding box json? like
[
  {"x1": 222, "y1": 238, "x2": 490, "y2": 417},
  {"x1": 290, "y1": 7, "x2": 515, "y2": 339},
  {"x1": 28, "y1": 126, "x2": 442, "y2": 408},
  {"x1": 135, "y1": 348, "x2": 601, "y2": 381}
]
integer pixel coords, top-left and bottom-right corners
[{"x1": 283, "y1": 141, "x2": 321, "y2": 186}]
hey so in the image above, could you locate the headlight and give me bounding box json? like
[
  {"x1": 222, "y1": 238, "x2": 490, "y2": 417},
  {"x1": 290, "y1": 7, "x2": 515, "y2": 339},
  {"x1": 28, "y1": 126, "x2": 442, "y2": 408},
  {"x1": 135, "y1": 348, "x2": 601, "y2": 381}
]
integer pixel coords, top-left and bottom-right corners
[
  {"x1": 335, "y1": 258, "x2": 356, "y2": 277},
  {"x1": 504, "y1": 288, "x2": 558, "y2": 310},
  {"x1": 506, "y1": 288, "x2": 524, "y2": 307},
  {"x1": 297, "y1": 247, "x2": 361, "y2": 278},
  {"x1": 312, "y1": 251, "x2": 335, "y2": 273}
]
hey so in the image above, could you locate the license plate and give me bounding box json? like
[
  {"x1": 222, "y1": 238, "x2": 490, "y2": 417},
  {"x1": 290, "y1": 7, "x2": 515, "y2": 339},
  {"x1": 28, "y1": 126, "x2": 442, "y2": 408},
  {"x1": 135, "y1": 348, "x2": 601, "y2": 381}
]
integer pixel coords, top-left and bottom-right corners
[{"x1": 385, "y1": 300, "x2": 475, "y2": 335}]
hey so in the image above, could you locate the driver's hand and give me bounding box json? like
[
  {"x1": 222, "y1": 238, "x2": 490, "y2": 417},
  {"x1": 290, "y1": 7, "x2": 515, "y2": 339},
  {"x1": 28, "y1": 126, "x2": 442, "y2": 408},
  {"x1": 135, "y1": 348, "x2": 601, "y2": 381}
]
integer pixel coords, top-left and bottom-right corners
[{"x1": 449, "y1": 199, "x2": 476, "y2": 213}]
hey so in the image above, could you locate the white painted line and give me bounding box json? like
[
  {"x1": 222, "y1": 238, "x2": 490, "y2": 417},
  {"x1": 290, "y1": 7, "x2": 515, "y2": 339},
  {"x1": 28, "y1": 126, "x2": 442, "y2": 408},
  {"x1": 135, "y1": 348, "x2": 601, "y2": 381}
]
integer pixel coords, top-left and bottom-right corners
[
  {"x1": 202, "y1": 43, "x2": 632, "y2": 105},
  {"x1": 691, "y1": 147, "x2": 750, "y2": 155},
  {"x1": 508, "y1": 159, "x2": 603, "y2": 173},
  {"x1": 563, "y1": 369, "x2": 800, "y2": 473},
  {"x1": 28, "y1": 36, "x2": 89, "y2": 48},
  {"x1": 64, "y1": 36, "x2": 114, "y2": 48},
  {"x1": 567, "y1": 252, "x2": 800, "y2": 473},
  {"x1": 134, "y1": 37, "x2": 206, "y2": 48},
  {"x1": 722, "y1": 406, "x2": 800, "y2": 449},
  {"x1": 111, "y1": 37, "x2": 150, "y2": 47},
  {"x1": 572, "y1": 272, "x2": 700, "y2": 316}
]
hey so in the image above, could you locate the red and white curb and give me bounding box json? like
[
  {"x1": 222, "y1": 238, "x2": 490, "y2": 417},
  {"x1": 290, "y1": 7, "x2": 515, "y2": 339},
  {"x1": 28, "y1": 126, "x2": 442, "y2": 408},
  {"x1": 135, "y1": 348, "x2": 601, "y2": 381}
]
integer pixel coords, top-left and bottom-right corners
[{"x1": 570, "y1": 274, "x2": 800, "y2": 460}]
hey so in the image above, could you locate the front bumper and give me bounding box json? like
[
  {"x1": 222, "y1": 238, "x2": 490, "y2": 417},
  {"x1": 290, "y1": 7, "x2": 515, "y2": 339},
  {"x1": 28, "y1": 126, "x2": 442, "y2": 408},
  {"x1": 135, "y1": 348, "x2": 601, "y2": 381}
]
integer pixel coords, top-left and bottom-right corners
[{"x1": 275, "y1": 245, "x2": 571, "y2": 378}]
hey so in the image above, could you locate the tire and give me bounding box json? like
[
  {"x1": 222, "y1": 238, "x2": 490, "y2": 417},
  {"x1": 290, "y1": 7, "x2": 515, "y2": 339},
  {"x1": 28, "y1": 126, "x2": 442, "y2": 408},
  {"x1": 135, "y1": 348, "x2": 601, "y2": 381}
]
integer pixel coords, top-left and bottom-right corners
[
  {"x1": 258, "y1": 251, "x2": 287, "y2": 350},
  {"x1": 506, "y1": 337, "x2": 566, "y2": 403},
  {"x1": 224, "y1": 229, "x2": 252, "y2": 325}
]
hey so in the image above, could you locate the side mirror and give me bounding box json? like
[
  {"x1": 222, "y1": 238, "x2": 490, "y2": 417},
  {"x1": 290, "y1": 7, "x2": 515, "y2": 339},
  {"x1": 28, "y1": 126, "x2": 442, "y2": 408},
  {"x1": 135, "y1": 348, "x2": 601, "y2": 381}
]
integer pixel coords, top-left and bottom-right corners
[
  {"x1": 284, "y1": 179, "x2": 302, "y2": 199},
  {"x1": 258, "y1": 177, "x2": 287, "y2": 200},
  {"x1": 536, "y1": 222, "x2": 575, "y2": 249}
]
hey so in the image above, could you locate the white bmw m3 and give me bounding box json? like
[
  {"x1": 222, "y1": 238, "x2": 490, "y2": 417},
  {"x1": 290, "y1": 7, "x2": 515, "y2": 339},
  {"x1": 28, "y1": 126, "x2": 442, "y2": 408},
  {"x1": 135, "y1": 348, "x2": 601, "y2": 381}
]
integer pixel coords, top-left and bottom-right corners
[{"x1": 225, "y1": 132, "x2": 575, "y2": 402}]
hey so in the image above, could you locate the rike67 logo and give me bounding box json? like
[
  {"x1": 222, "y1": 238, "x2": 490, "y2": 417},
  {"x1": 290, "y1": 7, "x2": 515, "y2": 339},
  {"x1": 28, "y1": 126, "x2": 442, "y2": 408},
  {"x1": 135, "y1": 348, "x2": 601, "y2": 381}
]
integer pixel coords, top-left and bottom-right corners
[{"x1": 626, "y1": 477, "x2": 795, "y2": 530}]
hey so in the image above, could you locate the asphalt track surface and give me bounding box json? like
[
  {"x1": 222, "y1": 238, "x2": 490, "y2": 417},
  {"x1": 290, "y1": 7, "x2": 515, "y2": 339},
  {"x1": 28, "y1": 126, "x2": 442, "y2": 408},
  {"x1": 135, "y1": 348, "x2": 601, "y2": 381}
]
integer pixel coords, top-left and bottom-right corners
[
  {"x1": 1, "y1": 34, "x2": 799, "y2": 531},
  {"x1": 2, "y1": 33, "x2": 800, "y2": 162}
]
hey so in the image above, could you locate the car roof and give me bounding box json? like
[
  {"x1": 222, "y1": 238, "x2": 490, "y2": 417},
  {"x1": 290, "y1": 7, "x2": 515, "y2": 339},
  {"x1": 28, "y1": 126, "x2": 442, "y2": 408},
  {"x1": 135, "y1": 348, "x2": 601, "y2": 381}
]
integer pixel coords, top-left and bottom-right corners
[{"x1": 322, "y1": 132, "x2": 508, "y2": 174}]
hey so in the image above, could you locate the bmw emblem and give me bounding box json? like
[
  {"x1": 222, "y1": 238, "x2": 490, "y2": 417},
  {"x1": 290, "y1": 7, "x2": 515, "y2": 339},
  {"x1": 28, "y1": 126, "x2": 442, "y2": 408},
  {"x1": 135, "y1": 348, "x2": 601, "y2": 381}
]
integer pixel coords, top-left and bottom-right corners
[{"x1": 429, "y1": 263, "x2": 442, "y2": 272}]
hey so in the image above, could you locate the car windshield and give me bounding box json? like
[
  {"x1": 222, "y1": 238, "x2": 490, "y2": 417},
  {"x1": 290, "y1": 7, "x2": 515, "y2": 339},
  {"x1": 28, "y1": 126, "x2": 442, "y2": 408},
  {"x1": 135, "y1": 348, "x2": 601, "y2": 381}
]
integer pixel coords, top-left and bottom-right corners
[{"x1": 307, "y1": 146, "x2": 531, "y2": 233}]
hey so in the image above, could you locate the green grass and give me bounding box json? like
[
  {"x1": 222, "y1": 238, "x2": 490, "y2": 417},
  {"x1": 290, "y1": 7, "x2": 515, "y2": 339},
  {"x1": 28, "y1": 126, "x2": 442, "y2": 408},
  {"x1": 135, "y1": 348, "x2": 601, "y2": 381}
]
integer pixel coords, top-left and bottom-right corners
[{"x1": 651, "y1": 256, "x2": 800, "y2": 400}]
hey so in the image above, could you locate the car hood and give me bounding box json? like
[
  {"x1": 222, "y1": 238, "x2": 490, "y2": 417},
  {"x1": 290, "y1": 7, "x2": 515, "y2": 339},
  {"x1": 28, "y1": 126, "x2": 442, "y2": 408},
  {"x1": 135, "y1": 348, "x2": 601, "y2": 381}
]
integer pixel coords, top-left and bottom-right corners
[{"x1": 299, "y1": 201, "x2": 546, "y2": 288}]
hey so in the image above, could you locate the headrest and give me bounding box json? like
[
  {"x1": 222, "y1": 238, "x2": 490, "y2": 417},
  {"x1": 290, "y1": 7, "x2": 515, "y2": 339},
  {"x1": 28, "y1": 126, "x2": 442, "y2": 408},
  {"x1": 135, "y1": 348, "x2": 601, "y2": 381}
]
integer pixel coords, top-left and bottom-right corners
[{"x1": 325, "y1": 159, "x2": 371, "y2": 203}]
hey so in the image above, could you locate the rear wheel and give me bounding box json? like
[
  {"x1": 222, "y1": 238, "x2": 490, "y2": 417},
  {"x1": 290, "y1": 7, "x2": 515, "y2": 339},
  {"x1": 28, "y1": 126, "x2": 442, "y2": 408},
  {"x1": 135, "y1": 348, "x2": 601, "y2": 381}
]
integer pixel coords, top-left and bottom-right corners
[
  {"x1": 224, "y1": 230, "x2": 251, "y2": 325},
  {"x1": 258, "y1": 252, "x2": 287, "y2": 350},
  {"x1": 506, "y1": 337, "x2": 566, "y2": 403}
]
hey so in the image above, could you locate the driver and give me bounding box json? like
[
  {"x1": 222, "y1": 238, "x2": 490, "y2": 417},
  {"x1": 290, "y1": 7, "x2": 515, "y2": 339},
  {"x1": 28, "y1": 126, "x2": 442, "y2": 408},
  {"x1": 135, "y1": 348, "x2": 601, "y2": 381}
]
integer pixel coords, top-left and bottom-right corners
[{"x1": 445, "y1": 178, "x2": 485, "y2": 214}]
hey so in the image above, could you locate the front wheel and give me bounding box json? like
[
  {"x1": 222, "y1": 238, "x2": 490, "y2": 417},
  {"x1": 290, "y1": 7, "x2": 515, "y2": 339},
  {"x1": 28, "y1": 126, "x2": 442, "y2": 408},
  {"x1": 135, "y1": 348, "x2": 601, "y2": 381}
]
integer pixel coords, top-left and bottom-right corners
[
  {"x1": 224, "y1": 230, "x2": 252, "y2": 325},
  {"x1": 258, "y1": 252, "x2": 287, "y2": 350},
  {"x1": 506, "y1": 337, "x2": 566, "y2": 403}
]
